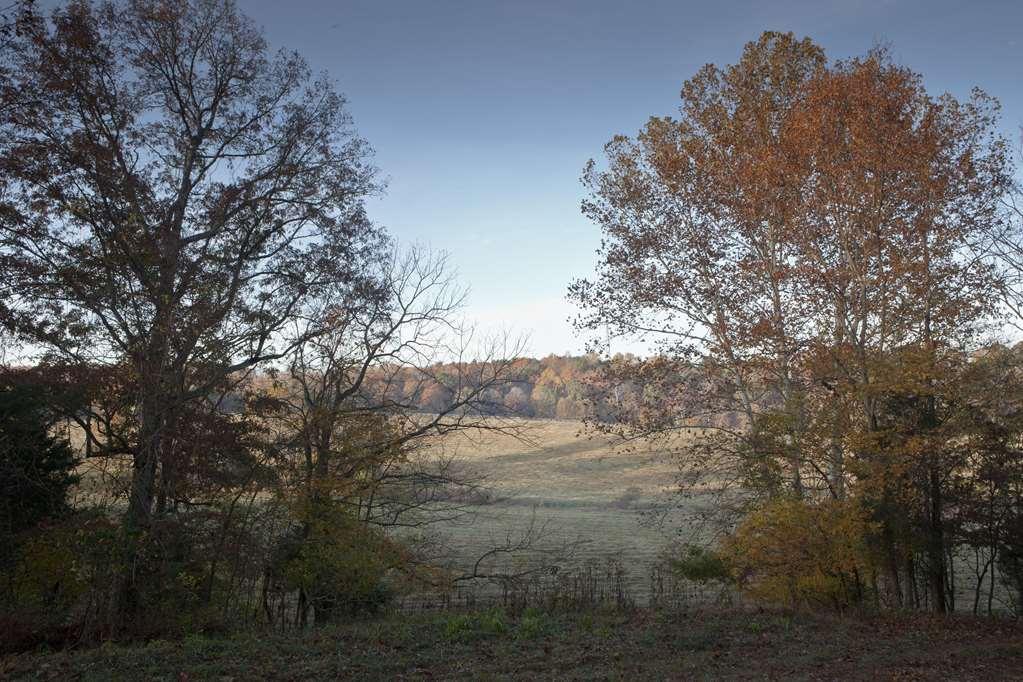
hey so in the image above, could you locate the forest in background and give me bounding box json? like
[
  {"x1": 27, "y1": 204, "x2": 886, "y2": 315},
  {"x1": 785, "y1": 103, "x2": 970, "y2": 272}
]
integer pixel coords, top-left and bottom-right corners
[{"x1": 267, "y1": 353, "x2": 606, "y2": 421}]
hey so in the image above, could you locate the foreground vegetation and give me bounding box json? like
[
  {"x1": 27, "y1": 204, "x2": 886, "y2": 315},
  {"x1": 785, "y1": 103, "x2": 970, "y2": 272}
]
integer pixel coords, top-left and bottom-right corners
[{"x1": 5, "y1": 607, "x2": 1022, "y2": 681}]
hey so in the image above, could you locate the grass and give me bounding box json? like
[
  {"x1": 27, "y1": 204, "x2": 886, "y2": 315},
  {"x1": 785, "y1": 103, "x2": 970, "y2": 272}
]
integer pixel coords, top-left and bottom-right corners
[
  {"x1": 4, "y1": 607, "x2": 1021, "y2": 680},
  {"x1": 420, "y1": 420, "x2": 1018, "y2": 612},
  {"x1": 433, "y1": 419, "x2": 683, "y2": 507},
  {"x1": 417, "y1": 420, "x2": 697, "y2": 602}
]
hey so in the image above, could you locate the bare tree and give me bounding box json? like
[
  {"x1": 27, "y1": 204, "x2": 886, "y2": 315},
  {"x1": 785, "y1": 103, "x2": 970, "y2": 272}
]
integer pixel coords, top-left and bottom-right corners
[
  {"x1": 266, "y1": 245, "x2": 527, "y2": 522},
  {"x1": 991, "y1": 130, "x2": 1023, "y2": 329},
  {"x1": 243, "y1": 244, "x2": 549, "y2": 617}
]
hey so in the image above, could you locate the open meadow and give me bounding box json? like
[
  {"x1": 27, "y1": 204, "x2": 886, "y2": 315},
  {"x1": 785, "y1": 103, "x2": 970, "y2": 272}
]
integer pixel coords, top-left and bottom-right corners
[
  {"x1": 432, "y1": 420, "x2": 680, "y2": 508},
  {"x1": 408, "y1": 419, "x2": 709, "y2": 605}
]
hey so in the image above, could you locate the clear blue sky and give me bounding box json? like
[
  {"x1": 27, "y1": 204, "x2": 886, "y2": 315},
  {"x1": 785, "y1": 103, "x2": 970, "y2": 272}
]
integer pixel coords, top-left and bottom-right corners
[{"x1": 242, "y1": 0, "x2": 1023, "y2": 356}]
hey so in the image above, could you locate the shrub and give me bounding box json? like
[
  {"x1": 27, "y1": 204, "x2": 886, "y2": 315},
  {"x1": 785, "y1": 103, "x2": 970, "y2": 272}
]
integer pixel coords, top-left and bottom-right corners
[
  {"x1": 2, "y1": 505, "x2": 275, "y2": 648},
  {"x1": 515, "y1": 607, "x2": 554, "y2": 640},
  {"x1": 998, "y1": 510, "x2": 1023, "y2": 616},
  {"x1": 671, "y1": 544, "x2": 732, "y2": 585},
  {"x1": 721, "y1": 498, "x2": 875, "y2": 610},
  {"x1": 443, "y1": 608, "x2": 508, "y2": 642},
  {"x1": 0, "y1": 384, "x2": 79, "y2": 538},
  {"x1": 1, "y1": 512, "x2": 120, "y2": 651},
  {"x1": 128, "y1": 514, "x2": 233, "y2": 637},
  {"x1": 276, "y1": 500, "x2": 400, "y2": 623}
]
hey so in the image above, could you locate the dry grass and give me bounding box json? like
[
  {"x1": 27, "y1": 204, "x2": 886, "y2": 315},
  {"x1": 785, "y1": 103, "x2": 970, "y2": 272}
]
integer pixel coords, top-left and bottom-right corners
[
  {"x1": 414, "y1": 420, "x2": 700, "y2": 602},
  {"x1": 432, "y1": 419, "x2": 682, "y2": 506}
]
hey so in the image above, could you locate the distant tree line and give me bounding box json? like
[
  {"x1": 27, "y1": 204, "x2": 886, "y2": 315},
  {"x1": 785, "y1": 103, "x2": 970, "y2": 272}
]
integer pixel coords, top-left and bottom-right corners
[{"x1": 307, "y1": 353, "x2": 610, "y2": 421}]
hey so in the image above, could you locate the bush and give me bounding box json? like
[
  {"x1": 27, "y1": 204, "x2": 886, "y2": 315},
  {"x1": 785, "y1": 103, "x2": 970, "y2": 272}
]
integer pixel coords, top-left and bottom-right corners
[
  {"x1": 0, "y1": 512, "x2": 120, "y2": 651},
  {"x1": 671, "y1": 544, "x2": 732, "y2": 585},
  {"x1": 128, "y1": 514, "x2": 234, "y2": 637},
  {"x1": 721, "y1": 498, "x2": 875, "y2": 610},
  {"x1": 998, "y1": 510, "x2": 1023, "y2": 616},
  {"x1": 1, "y1": 505, "x2": 275, "y2": 648},
  {"x1": 276, "y1": 500, "x2": 400, "y2": 623},
  {"x1": 515, "y1": 607, "x2": 554, "y2": 640},
  {"x1": 443, "y1": 608, "x2": 508, "y2": 642},
  {"x1": 0, "y1": 383, "x2": 79, "y2": 538}
]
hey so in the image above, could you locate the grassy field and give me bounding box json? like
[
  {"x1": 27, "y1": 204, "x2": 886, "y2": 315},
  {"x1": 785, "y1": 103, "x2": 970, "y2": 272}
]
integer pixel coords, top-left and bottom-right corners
[
  {"x1": 6, "y1": 607, "x2": 1022, "y2": 680},
  {"x1": 413, "y1": 420, "x2": 694, "y2": 602},
  {"x1": 62, "y1": 418, "x2": 1015, "y2": 611},
  {"x1": 62, "y1": 418, "x2": 700, "y2": 606},
  {"x1": 432, "y1": 420, "x2": 682, "y2": 507},
  {"x1": 420, "y1": 420, "x2": 1018, "y2": 613}
]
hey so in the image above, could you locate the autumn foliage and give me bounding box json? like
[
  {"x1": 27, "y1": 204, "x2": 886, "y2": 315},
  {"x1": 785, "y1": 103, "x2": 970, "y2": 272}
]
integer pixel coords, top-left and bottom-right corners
[{"x1": 573, "y1": 31, "x2": 1022, "y2": 614}]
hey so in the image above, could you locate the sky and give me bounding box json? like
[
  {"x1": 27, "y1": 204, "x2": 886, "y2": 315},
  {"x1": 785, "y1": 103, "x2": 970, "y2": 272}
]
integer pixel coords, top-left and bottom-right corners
[{"x1": 240, "y1": 0, "x2": 1023, "y2": 357}]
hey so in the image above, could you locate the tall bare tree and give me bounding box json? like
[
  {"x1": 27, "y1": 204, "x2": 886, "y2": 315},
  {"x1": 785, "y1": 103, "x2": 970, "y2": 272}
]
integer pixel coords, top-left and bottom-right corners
[{"x1": 272, "y1": 245, "x2": 527, "y2": 515}]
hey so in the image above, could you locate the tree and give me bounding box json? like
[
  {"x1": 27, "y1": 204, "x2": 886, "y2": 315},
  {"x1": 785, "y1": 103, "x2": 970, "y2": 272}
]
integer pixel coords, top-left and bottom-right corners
[
  {"x1": 259, "y1": 245, "x2": 530, "y2": 622},
  {"x1": 0, "y1": 382, "x2": 79, "y2": 537},
  {"x1": 0, "y1": 0, "x2": 382, "y2": 619},
  {"x1": 530, "y1": 384, "x2": 557, "y2": 418},
  {"x1": 0, "y1": 0, "x2": 386, "y2": 629},
  {"x1": 276, "y1": 245, "x2": 525, "y2": 514},
  {"x1": 555, "y1": 396, "x2": 583, "y2": 420},
  {"x1": 420, "y1": 381, "x2": 455, "y2": 414},
  {"x1": 572, "y1": 32, "x2": 1011, "y2": 612},
  {"x1": 990, "y1": 128, "x2": 1023, "y2": 330},
  {"x1": 0, "y1": 362, "x2": 137, "y2": 460},
  {"x1": 0, "y1": 0, "x2": 381, "y2": 530},
  {"x1": 786, "y1": 50, "x2": 1008, "y2": 612},
  {"x1": 571, "y1": 32, "x2": 827, "y2": 504},
  {"x1": 503, "y1": 386, "x2": 533, "y2": 416}
]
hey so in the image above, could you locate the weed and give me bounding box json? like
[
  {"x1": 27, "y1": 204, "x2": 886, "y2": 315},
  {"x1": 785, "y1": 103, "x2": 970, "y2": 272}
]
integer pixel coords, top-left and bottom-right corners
[
  {"x1": 515, "y1": 607, "x2": 554, "y2": 640},
  {"x1": 442, "y1": 608, "x2": 508, "y2": 642}
]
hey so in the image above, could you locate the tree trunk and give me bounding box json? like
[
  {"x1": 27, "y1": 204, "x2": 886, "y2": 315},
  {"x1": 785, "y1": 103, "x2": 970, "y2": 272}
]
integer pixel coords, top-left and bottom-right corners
[
  {"x1": 829, "y1": 294, "x2": 846, "y2": 499},
  {"x1": 119, "y1": 334, "x2": 173, "y2": 628},
  {"x1": 927, "y1": 460, "x2": 947, "y2": 613},
  {"x1": 885, "y1": 532, "x2": 904, "y2": 608},
  {"x1": 907, "y1": 554, "x2": 920, "y2": 609}
]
